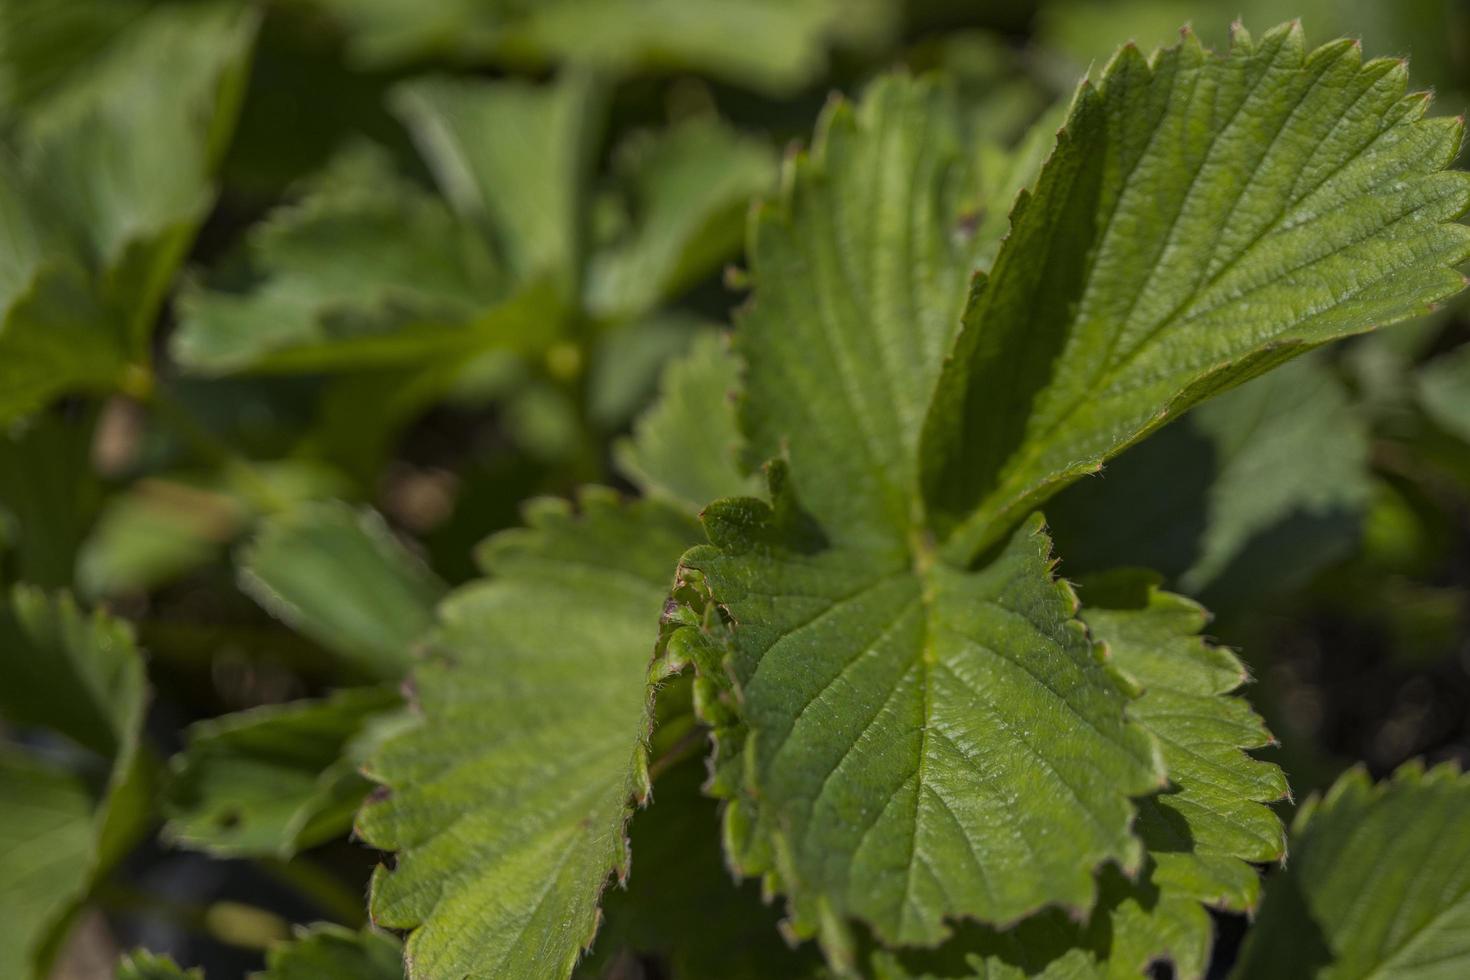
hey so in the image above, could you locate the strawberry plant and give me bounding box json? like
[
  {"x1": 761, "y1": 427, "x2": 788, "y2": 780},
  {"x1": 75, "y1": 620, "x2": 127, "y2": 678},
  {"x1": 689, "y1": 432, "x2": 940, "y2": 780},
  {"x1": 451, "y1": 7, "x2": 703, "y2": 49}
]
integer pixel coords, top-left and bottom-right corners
[{"x1": 4, "y1": 2, "x2": 1470, "y2": 978}]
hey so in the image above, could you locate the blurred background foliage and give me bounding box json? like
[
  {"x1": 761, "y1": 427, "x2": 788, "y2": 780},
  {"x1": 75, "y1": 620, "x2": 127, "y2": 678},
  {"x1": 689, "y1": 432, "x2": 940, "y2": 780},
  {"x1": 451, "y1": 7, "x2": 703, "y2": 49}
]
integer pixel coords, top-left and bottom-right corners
[{"x1": 0, "y1": 0, "x2": 1468, "y2": 976}]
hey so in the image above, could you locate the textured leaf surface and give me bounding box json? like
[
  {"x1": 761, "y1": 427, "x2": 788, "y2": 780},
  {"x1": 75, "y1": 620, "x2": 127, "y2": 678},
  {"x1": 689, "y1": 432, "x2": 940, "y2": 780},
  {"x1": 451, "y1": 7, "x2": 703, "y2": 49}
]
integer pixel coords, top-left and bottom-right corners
[
  {"x1": 1048, "y1": 354, "x2": 1371, "y2": 607},
  {"x1": 1236, "y1": 761, "x2": 1470, "y2": 979},
  {"x1": 239, "y1": 503, "x2": 446, "y2": 680},
  {"x1": 173, "y1": 146, "x2": 510, "y2": 375},
  {"x1": 922, "y1": 22, "x2": 1470, "y2": 562},
  {"x1": 358, "y1": 492, "x2": 699, "y2": 978},
  {"x1": 662, "y1": 72, "x2": 1167, "y2": 949},
  {"x1": 0, "y1": 589, "x2": 152, "y2": 979},
  {"x1": 861, "y1": 577, "x2": 1284, "y2": 979},
  {"x1": 615, "y1": 331, "x2": 759, "y2": 515},
  {"x1": 678, "y1": 493, "x2": 1163, "y2": 946},
  {"x1": 165, "y1": 687, "x2": 402, "y2": 858},
  {"x1": 1079, "y1": 574, "x2": 1287, "y2": 911},
  {"x1": 261, "y1": 924, "x2": 403, "y2": 980}
]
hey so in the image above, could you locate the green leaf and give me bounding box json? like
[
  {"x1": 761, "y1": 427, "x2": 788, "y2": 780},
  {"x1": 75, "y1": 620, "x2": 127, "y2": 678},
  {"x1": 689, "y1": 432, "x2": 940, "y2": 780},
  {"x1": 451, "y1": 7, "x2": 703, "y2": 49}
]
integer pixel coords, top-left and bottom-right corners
[
  {"x1": 165, "y1": 687, "x2": 403, "y2": 858},
  {"x1": 673, "y1": 488, "x2": 1163, "y2": 947},
  {"x1": 392, "y1": 72, "x2": 602, "y2": 299},
  {"x1": 0, "y1": 409, "x2": 100, "y2": 588},
  {"x1": 0, "y1": 0, "x2": 150, "y2": 115},
  {"x1": 115, "y1": 949, "x2": 203, "y2": 980},
  {"x1": 0, "y1": 1, "x2": 257, "y2": 421},
  {"x1": 1079, "y1": 574, "x2": 1288, "y2": 911},
  {"x1": 311, "y1": 0, "x2": 893, "y2": 94},
  {"x1": 862, "y1": 575, "x2": 1285, "y2": 979},
  {"x1": 1417, "y1": 342, "x2": 1470, "y2": 444},
  {"x1": 172, "y1": 145, "x2": 519, "y2": 376},
  {"x1": 0, "y1": 589, "x2": 153, "y2": 979},
  {"x1": 654, "y1": 72, "x2": 1169, "y2": 951},
  {"x1": 1236, "y1": 761, "x2": 1470, "y2": 979},
  {"x1": 922, "y1": 22, "x2": 1470, "y2": 563},
  {"x1": 734, "y1": 73, "x2": 987, "y2": 543},
  {"x1": 19, "y1": 0, "x2": 259, "y2": 351},
  {"x1": 239, "y1": 502, "x2": 446, "y2": 680},
  {"x1": 261, "y1": 924, "x2": 403, "y2": 980},
  {"x1": 586, "y1": 115, "x2": 775, "y2": 320},
  {"x1": 577, "y1": 757, "x2": 825, "y2": 979},
  {"x1": 614, "y1": 330, "x2": 759, "y2": 515},
  {"x1": 357, "y1": 491, "x2": 700, "y2": 978},
  {"x1": 870, "y1": 866, "x2": 1212, "y2": 980},
  {"x1": 1047, "y1": 354, "x2": 1372, "y2": 608},
  {"x1": 0, "y1": 749, "x2": 100, "y2": 980}
]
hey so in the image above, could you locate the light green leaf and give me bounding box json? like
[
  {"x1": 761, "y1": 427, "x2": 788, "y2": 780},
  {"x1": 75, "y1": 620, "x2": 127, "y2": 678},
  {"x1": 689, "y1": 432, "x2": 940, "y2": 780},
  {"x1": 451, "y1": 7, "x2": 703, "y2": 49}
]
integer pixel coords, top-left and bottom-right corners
[
  {"x1": 1047, "y1": 354, "x2": 1372, "y2": 607},
  {"x1": 239, "y1": 503, "x2": 446, "y2": 680},
  {"x1": 116, "y1": 949, "x2": 203, "y2": 980},
  {"x1": 172, "y1": 145, "x2": 519, "y2": 376},
  {"x1": 614, "y1": 330, "x2": 759, "y2": 515},
  {"x1": 165, "y1": 687, "x2": 403, "y2": 858},
  {"x1": 734, "y1": 73, "x2": 986, "y2": 544},
  {"x1": 312, "y1": 0, "x2": 893, "y2": 94},
  {"x1": 922, "y1": 22, "x2": 1470, "y2": 563},
  {"x1": 586, "y1": 116, "x2": 775, "y2": 320},
  {"x1": 260, "y1": 924, "x2": 403, "y2": 980},
  {"x1": 0, "y1": 1, "x2": 256, "y2": 421},
  {"x1": 0, "y1": 749, "x2": 98, "y2": 980},
  {"x1": 20, "y1": 0, "x2": 258, "y2": 351},
  {"x1": 1417, "y1": 342, "x2": 1470, "y2": 444},
  {"x1": 673, "y1": 487, "x2": 1163, "y2": 948},
  {"x1": 357, "y1": 491, "x2": 700, "y2": 978},
  {"x1": 392, "y1": 72, "x2": 601, "y2": 298},
  {"x1": 1079, "y1": 574, "x2": 1288, "y2": 910},
  {"x1": 1235, "y1": 761, "x2": 1470, "y2": 979},
  {"x1": 0, "y1": 589, "x2": 153, "y2": 979},
  {"x1": 586, "y1": 313, "x2": 699, "y2": 430}
]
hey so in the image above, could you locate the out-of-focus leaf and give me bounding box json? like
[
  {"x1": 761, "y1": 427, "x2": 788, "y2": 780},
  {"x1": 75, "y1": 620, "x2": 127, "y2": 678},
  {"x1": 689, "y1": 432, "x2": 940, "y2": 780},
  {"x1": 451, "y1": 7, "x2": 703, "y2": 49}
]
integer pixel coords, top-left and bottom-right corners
[
  {"x1": 0, "y1": 0, "x2": 149, "y2": 115},
  {"x1": 586, "y1": 314, "x2": 697, "y2": 430},
  {"x1": 165, "y1": 687, "x2": 403, "y2": 858},
  {"x1": 1236, "y1": 760, "x2": 1470, "y2": 978},
  {"x1": 576, "y1": 758, "x2": 824, "y2": 979},
  {"x1": 0, "y1": 1, "x2": 257, "y2": 422},
  {"x1": 0, "y1": 589, "x2": 153, "y2": 979},
  {"x1": 311, "y1": 0, "x2": 895, "y2": 94},
  {"x1": 392, "y1": 72, "x2": 601, "y2": 299},
  {"x1": 614, "y1": 330, "x2": 757, "y2": 515},
  {"x1": 115, "y1": 949, "x2": 202, "y2": 980},
  {"x1": 76, "y1": 462, "x2": 347, "y2": 598},
  {"x1": 239, "y1": 502, "x2": 445, "y2": 680},
  {"x1": 173, "y1": 145, "x2": 518, "y2": 376},
  {"x1": 1417, "y1": 343, "x2": 1470, "y2": 444},
  {"x1": 260, "y1": 924, "x2": 403, "y2": 980},
  {"x1": 586, "y1": 116, "x2": 774, "y2": 320},
  {"x1": 1048, "y1": 355, "x2": 1372, "y2": 608},
  {"x1": 357, "y1": 492, "x2": 699, "y2": 978},
  {"x1": 0, "y1": 409, "x2": 99, "y2": 588},
  {"x1": 21, "y1": 1, "x2": 259, "y2": 351}
]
